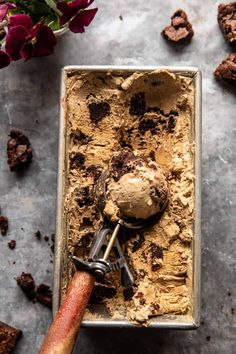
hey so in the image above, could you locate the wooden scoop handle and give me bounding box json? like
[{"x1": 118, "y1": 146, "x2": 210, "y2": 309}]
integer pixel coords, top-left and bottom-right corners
[{"x1": 39, "y1": 271, "x2": 95, "y2": 354}]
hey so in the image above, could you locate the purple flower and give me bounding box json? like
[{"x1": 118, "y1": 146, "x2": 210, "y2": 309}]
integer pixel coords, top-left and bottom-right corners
[
  {"x1": 0, "y1": 2, "x2": 16, "y2": 22},
  {"x1": 5, "y1": 14, "x2": 57, "y2": 61},
  {"x1": 57, "y1": 0, "x2": 98, "y2": 33},
  {"x1": 0, "y1": 49, "x2": 10, "y2": 68}
]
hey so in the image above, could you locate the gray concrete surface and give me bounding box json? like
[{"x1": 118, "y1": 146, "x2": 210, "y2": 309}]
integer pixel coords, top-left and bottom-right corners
[{"x1": 0, "y1": 0, "x2": 236, "y2": 353}]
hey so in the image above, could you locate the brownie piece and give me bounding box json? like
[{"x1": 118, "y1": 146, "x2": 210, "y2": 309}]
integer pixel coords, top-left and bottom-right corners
[
  {"x1": 76, "y1": 186, "x2": 94, "y2": 208},
  {"x1": 149, "y1": 243, "x2": 163, "y2": 271},
  {"x1": 129, "y1": 92, "x2": 146, "y2": 116},
  {"x1": 16, "y1": 272, "x2": 36, "y2": 300},
  {"x1": 8, "y1": 240, "x2": 16, "y2": 249},
  {"x1": 7, "y1": 129, "x2": 32, "y2": 171},
  {"x1": 0, "y1": 216, "x2": 8, "y2": 236},
  {"x1": 162, "y1": 9, "x2": 194, "y2": 44},
  {"x1": 89, "y1": 285, "x2": 117, "y2": 304},
  {"x1": 35, "y1": 284, "x2": 52, "y2": 308},
  {"x1": 70, "y1": 152, "x2": 85, "y2": 169},
  {"x1": 214, "y1": 53, "x2": 236, "y2": 84},
  {"x1": 218, "y1": 2, "x2": 236, "y2": 45},
  {"x1": 0, "y1": 321, "x2": 22, "y2": 354},
  {"x1": 88, "y1": 97, "x2": 110, "y2": 122}
]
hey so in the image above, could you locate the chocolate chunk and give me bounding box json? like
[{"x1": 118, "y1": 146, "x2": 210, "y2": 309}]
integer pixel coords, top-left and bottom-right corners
[
  {"x1": 88, "y1": 101, "x2": 110, "y2": 122},
  {"x1": 0, "y1": 28, "x2": 6, "y2": 41},
  {"x1": 8, "y1": 240, "x2": 16, "y2": 249},
  {"x1": 123, "y1": 286, "x2": 135, "y2": 301},
  {"x1": 138, "y1": 118, "x2": 158, "y2": 134},
  {"x1": 89, "y1": 285, "x2": 117, "y2": 303},
  {"x1": 35, "y1": 284, "x2": 52, "y2": 308},
  {"x1": 129, "y1": 92, "x2": 146, "y2": 116},
  {"x1": 0, "y1": 321, "x2": 22, "y2": 354},
  {"x1": 76, "y1": 186, "x2": 94, "y2": 208},
  {"x1": 130, "y1": 233, "x2": 145, "y2": 253},
  {"x1": 162, "y1": 9, "x2": 194, "y2": 44},
  {"x1": 16, "y1": 272, "x2": 36, "y2": 300},
  {"x1": 70, "y1": 152, "x2": 85, "y2": 169},
  {"x1": 34, "y1": 230, "x2": 41, "y2": 240},
  {"x1": 218, "y1": 2, "x2": 236, "y2": 45},
  {"x1": 0, "y1": 216, "x2": 8, "y2": 236},
  {"x1": 7, "y1": 129, "x2": 33, "y2": 171},
  {"x1": 214, "y1": 53, "x2": 236, "y2": 84}
]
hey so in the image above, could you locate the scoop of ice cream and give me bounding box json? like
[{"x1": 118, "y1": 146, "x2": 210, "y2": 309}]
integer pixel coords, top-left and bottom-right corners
[{"x1": 103, "y1": 150, "x2": 168, "y2": 222}]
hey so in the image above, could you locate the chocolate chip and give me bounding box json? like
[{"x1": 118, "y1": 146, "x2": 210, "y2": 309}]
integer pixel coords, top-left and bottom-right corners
[
  {"x1": 162, "y1": 9, "x2": 194, "y2": 44},
  {"x1": 129, "y1": 92, "x2": 146, "y2": 116},
  {"x1": 76, "y1": 186, "x2": 94, "y2": 208},
  {"x1": 7, "y1": 129, "x2": 33, "y2": 171},
  {"x1": 8, "y1": 240, "x2": 16, "y2": 249},
  {"x1": 89, "y1": 101, "x2": 110, "y2": 122},
  {"x1": 0, "y1": 216, "x2": 8, "y2": 236}
]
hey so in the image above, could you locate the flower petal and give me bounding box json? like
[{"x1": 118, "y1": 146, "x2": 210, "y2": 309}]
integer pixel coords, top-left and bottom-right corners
[
  {"x1": 30, "y1": 22, "x2": 44, "y2": 39},
  {"x1": 69, "y1": 0, "x2": 94, "y2": 10},
  {"x1": 0, "y1": 49, "x2": 10, "y2": 69},
  {"x1": 20, "y1": 42, "x2": 33, "y2": 61},
  {"x1": 9, "y1": 14, "x2": 33, "y2": 31},
  {"x1": 69, "y1": 8, "x2": 97, "y2": 32},
  {"x1": 0, "y1": 4, "x2": 8, "y2": 22},
  {"x1": 5, "y1": 25, "x2": 29, "y2": 60},
  {"x1": 57, "y1": 1, "x2": 77, "y2": 25},
  {"x1": 32, "y1": 25, "x2": 57, "y2": 57}
]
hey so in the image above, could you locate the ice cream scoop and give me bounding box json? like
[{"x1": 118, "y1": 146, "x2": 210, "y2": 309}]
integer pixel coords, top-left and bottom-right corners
[{"x1": 103, "y1": 150, "x2": 168, "y2": 222}]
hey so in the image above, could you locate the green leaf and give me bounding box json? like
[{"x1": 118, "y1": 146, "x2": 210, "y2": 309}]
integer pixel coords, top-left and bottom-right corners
[{"x1": 44, "y1": 0, "x2": 62, "y2": 15}]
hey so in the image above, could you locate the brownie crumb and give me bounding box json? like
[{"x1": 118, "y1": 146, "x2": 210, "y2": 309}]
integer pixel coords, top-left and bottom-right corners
[
  {"x1": 76, "y1": 186, "x2": 94, "y2": 208},
  {"x1": 206, "y1": 336, "x2": 211, "y2": 341},
  {"x1": 89, "y1": 285, "x2": 117, "y2": 304},
  {"x1": 162, "y1": 9, "x2": 194, "y2": 44},
  {"x1": 8, "y1": 240, "x2": 16, "y2": 249},
  {"x1": 135, "y1": 291, "x2": 146, "y2": 305},
  {"x1": 70, "y1": 152, "x2": 85, "y2": 169},
  {"x1": 218, "y1": 2, "x2": 236, "y2": 45},
  {"x1": 16, "y1": 272, "x2": 36, "y2": 300},
  {"x1": 149, "y1": 151, "x2": 156, "y2": 161},
  {"x1": 34, "y1": 230, "x2": 41, "y2": 240},
  {"x1": 50, "y1": 233, "x2": 55, "y2": 253},
  {"x1": 75, "y1": 232, "x2": 94, "y2": 249},
  {"x1": 7, "y1": 129, "x2": 33, "y2": 171},
  {"x1": 214, "y1": 53, "x2": 236, "y2": 84},
  {"x1": 167, "y1": 115, "x2": 176, "y2": 132},
  {"x1": 149, "y1": 243, "x2": 163, "y2": 271},
  {"x1": 0, "y1": 321, "x2": 22, "y2": 354},
  {"x1": 111, "y1": 150, "x2": 138, "y2": 181},
  {"x1": 35, "y1": 284, "x2": 52, "y2": 308},
  {"x1": 228, "y1": 292, "x2": 232, "y2": 296},
  {"x1": 231, "y1": 307, "x2": 235, "y2": 315},
  {"x1": 123, "y1": 286, "x2": 135, "y2": 301},
  {"x1": 0, "y1": 215, "x2": 8, "y2": 236},
  {"x1": 88, "y1": 100, "x2": 110, "y2": 122},
  {"x1": 129, "y1": 92, "x2": 146, "y2": 116},
  {"x1": 130, "y1": 233, "x2": 145, "y2": 253},
  {"x1": 119, "y1": 15, "x2": 123, "y2": 21},
  {"x1": 44, "y1": 235, "x2": 49, "y2": 242}
]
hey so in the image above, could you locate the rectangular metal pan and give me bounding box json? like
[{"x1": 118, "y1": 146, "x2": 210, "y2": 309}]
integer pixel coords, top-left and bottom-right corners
[{"x1": 53, "y1": 66, "x2": 202, "y2": 329}]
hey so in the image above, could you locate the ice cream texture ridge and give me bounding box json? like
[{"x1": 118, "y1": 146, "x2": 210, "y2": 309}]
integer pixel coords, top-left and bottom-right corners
[{"x1": 61, "y1": 69, "x2": 195, "y2": 324}]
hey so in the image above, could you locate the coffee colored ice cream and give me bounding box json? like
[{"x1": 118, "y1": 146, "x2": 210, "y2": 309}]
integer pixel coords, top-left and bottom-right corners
[
  {"x1": 103, "y1": 150, "x2": 168, "y2": 222},
  {"x1": 61, "y1": 69, "x2": 195, "y2": 325}
]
